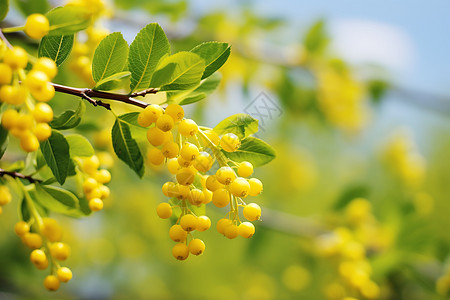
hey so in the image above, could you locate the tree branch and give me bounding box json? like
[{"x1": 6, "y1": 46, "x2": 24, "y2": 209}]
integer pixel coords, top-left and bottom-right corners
[
  {"x1": 51, "y1": 83, "x2": 157, "y2": 110},
  {"x1": 0, "y1": 168, "x2": 41, "y2": 183}
]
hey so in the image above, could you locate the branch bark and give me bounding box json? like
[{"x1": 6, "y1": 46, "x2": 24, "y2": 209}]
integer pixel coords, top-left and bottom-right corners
[{"x1": 0, "y1": 168, "x2": 41, "y2": 183}]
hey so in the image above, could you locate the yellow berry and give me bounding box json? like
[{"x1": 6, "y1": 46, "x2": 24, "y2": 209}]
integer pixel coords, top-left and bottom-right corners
[
  {"x1": 16, "y1": 113, "x2": 34, "y2": 131},
  {"x1": 95, "y1": 169, "x2": 111, "y2": 184},
  {"x1": 238, "y1": 222, "x2": 255, "y2": 238},
  {"x1": 178, "y1": 119, "x2": 198, "y2": 137},
  {"x1": 229, "y1": 177, "x2": 250, "y2": 198},
  {"x1": 82, "y1": 155, "x2": 100, "y2": 174},
  {"x1": 224, "y1": 223, "x2": 239, "y2": 239},
  {"x1": 203, "y1": 129, "x2": 220, "y2": 146},
  {"x1": 156, "y1": 202, "x2": 172, "y2": 219},
  {"x1": 168, "y1": 183, "x2": 190, "y2": 199},
  {"x1": 188, "y1": 238, "x2": 205, "y2": 255},
  {"x1": 193, "y1": 152, "x2": 213, "y2": 172},
  {"x1": 0, "y1": 85, "x2": 15, "y2": 104},
  {"x1": 83, "y1": 177, "x2": 98, "y2": 193},
  {"x1": 179, "y1": 214, "x2": 197, "y2": 232},
  {"x1": 156, "y1": 114, "x2": 174, "y2": 132},
  {"x1": 33, "y1": 123, "x2": 52, "y2": 141},
  {"x1": 0, "y1": 63, "x2": 12, "y2": 84},
  {"x1": 169, "y1": 224, "x2": 187, "y2": 242},
  {"x1": 165, "y1": 104, "x2": 184, "y2": 122},
  {"x1": 188, "y1": 189, "x2": 205, "y2": 206},
  {"x1": 212, "y1": 188, "x2": 230, "y2": 208},
  {"x1": 205, "y1": 175, "x2": 223, "y2": 192},
  {"x1": 50, "y1": 242, "x2": 71, "y2": 260},
  {"x1": 89, "y1": 198, "x2": 104, "y2": 211},
  {"x1": 177, "y1": 155, "x2": 192, "y2": 168},
  {"x1": 43, "y1": 275, "x2": 60, "y2": 291},
  {"x1": 196, "y1": 216, "x2": 211, "y2": 232},
  {"x1": 216, "y1": 166, "x2": 236, "y2": 185},
  {"x1": 20, "y1": 132, "x2": 40, "y2": 152},
  {"x1": 162, "y1": 181, "x2": 176, "y2": 197},
  {"x1": 99, "y1": 185, "x2": 110, "y2": 199},
  {"x1": 24, "y1": 14, "x2": 49, "y2": 39},
  {"x1": 216, "y1": 218, "x2": 232, "y2": 234},
  {"x1": 33, "y1": 57, "x2": 57, "y2": 80},
  {"x1": 180, "y1": 142, "x2": 199, "y2": 161},
  {"x1": 176, "y1": 167, "x2": 196, "y2": 186},
  {"x1": 57, "y1": 267, "x2": 72, "y2": 283},
  {"x1": 26, "y1": 70, "x2": 49, "y2": 91},
  {"x1": 243, "y1": 203, "x2": 261, "y2": 221},
  {"x1": 33, "y1": 102, "x2": 53, "y2": 123},
  {"x1": 238, "y1": 161, "x2": 253, "y2": 177},
  {"x1": 166, "y1": 158, "x2": 180, "y2": 174},
  {"x1": 139, "y1": 104, "x2": 163, "y2": 127},
  {"x1": 203, "y1": 189, "x2": 212, "y2": 204},
  {"x1": 0, "y1": 185, "x2": 12, "y2": 205},
  {"x1": 30, "y1": 249, "x2": 48, "y2": 269},
  {"x1": 162, "y1": 141, "x2": 179, "y2": 158},
  {"x1": 14, "y1": 221, "x2": 30, "y2": 236},
  {"x1": 3, "y1": 47, "x2": 28, "y2": 69},
  {"x1": 42, "y1": 218, "x2": 63, "y2": 242},
  {"x1": 248, "y1": 178, "x2": 263, "y2": 196},
  {"x1": 147, "y1": 148, "x2": 165, "y2": 165},
  {"x1": 146, "y1": 126, "x2": 168, "y2": 146},
  {"x1": 30, "y1": 82, "x2": 55, "y2": 102},
  {"x1": 172, "y1": 243, "x2": 189, "y2": 261},
  {"x1": 220, "y1": 133, "x2": 241, "y2": 152},
  {"x1": 22, "y1": 233, "x2": 43, "y2": 249},
  {"x1": 1, "y1": 109, "x2": 18, "y2": 129}
]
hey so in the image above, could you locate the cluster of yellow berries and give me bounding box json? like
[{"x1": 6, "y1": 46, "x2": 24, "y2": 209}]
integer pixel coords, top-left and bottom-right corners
[
  {"x1": 0, "y1": 43, "x2": 57, "y2": 152},
  {"x1": 0, "y1": 184, "x2": 12, "y2": 214},
  {"x1": 14, "y1": 217, "x2": 72, "y2": 291},
  {"x1": 138, "y1": 103, "x2": 264, "y2": 260},
  {"x1": 318, "y1": 198, "x2": 385, "y2": 300},
  {"x1": 77, "y1": 155, "x2": 111, "y2": 212}
]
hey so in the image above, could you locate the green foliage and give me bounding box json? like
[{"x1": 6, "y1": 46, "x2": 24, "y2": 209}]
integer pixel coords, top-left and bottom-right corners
[
  {"x1": 38, "y1": 34, "x2": 74, "y2": 67},
  {"x1": 15, "y1": 0, "x2": 49, "y2": 16},
  {"x1": 214, "y1": 113, "x2": 259, "y2": 139},
  {"x1": 33, "y1": 184, "x2": 84, "y2": 217},
  {"x1": 0, "y1": 126, "x2": 8, "y2": 159},
  {"x1": 129, "y1": 23, "x2": 170, "y2": 92},
  {"x1": 176, "y1": 73, "x2": 222, "y2": 105},
  {"x1": 39, "y1": 130, "x2": 70, "y2": 185},
  {"x1": 65, "y1": 134, "x2": 94, "y2": 157},
  {"x1": 190, "y1": 42, "x2": 231, "y2": 79},
  {"x1": 46, "y1": 6, "x2": 91, "y2": 36},
  {"x1": 222, "y1": 136, "x2": 276, "y2": 167},
  {"x1": 50, "y1": 100, "x2": 85, "y2": 130},
  {"x1": 94, "y1": 71, "x2": 131, "y2": 91},
  {"x1": 303, "y1": 20, "x2": 329, "y2": 55},
  {"x1": 112, "y1": 116, "x2": 144, "y2": 178},
  {"x1": 0, "y1": 0, "x2": 9, "y2": 21},
  {"x1": 92, "y1": 32, "x2": 129, "y2": 83}
]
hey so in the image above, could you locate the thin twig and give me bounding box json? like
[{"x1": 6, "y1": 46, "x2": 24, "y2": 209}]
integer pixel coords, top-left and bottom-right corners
[
  {"x1": 0, "y1": 168, "x2": 41, "y2": 183},
  {"x1": 0, "y1": 30, "x2": 13, "y2": 49}
]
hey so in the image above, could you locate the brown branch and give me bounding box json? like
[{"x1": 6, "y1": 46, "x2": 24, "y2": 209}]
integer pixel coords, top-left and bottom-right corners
[
  {"x1": 0, "y1": 168, "x2": 41, "y2": 183},
  {"x1": 51, "y1": 83, "x2": 155, "y2": 110}
]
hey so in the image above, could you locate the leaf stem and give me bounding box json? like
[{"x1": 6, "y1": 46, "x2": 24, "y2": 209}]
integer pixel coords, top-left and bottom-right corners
[{"x1": 1, "y1": 26, "x2": 25, "y2": 33}]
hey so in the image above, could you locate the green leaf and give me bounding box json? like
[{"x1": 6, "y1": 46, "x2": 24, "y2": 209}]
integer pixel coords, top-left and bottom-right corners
[
  {"x1": 21, "y1": 196, "x2": 47, "y2": 222},
  {"x1": 0, "y1": 0, "x2": 9, "y2": 21},
  {"x1": 222, "y1": 136, "x2": 276, "y2": 167},
  {"x1": 50, "y1": 100, "x2": 85, "y2": 130},
  {"x1": 118, "y1": 112, "x2": 147, "y2": 142},
  {"x1": 92, "y1": 32, "x2": 129, "y2": 83},
  {"x1": 15, "y1": 0, "x2": 50, "y2": 16},
  {"x1": 66, "y1": 134, "x2": 94, "y2": 157},
  {"x1": 176, "y1": 73, "x2": 221, "y2": 105},
  {"x1": 33, "y1": 184, "x2": 84, "y2": 217},
  {"x1": 128, "y1": 23, "x2": 170, "y2": 92},
  {"x1": 214, "y1": 113, "x2": 258, "y2": 139},
  {"x1": 112, "y1": 118, "x2": 144, "y2": 177},
  {"x1": 46, "y1": 6, "x2": 91, "y2": 36},
  {"x1": 0, "y1": 125, "x2": 8, "y2": 159},
  {"x1": 151, "y1": 52, "x2": 205, "y2": 91},
  {"x1": 303, "y1": 19, "x2": 329, "y2": 55},
  {"x1": 190, "y1": 42, "x2": 231, "y2": 79},
  {"x1": 38, "y1": 34, "x2": 74, "y2": 67},
  {"x1": 94, "y1": 71, "x2": 131, "y2": 91},
  {"x1": 39, "y1": 130, "x2": 70, "y2": 185},
  {"x1": 333, "y1": 185, "x2": 369, "y2": 210}
]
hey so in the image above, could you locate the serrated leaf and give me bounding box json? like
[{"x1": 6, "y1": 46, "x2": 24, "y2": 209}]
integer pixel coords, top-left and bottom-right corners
[
  {"x1": 40, "y1": 130, "x2": 70, "y2": 185},
  {"x1": 176, "y1": 73, "x2": 221, "y2": 105},
  {"x1": 151, "y1": 51, "x2": 205, "y2": 91},
  {"x1": 47, "y1": 6, "x2": 91, "y2": 36},
  {"x1": 129, "y1": 23, "x2": 170, "y2": 92},
  {"x1": 0, "y1": 125, "x2": 8, "y2": 159},
  {"x1": 214, "y1": 113, "x2": 258, "y2": 139},
  {"x1": 0, "y1": 0, "x2": 9, "y2": 21},
  {"x1": 38, "y1": 34, "x2": 74, "y2": 67},
  {"x1": 112, "y1": 118, "x2": 144, "y2": 177},
  {"x1": 15, "y1": 0, "x2": 50, "y2": 16},
  {"x1": 92, "y1": 32, "x2": 129, "y2": 83},
  {"x1": 222, "y1": 136, "x2": 276, "y2": 167},
  {"x1": 66, "y1": 134, "x2": 94, "y2": 157},
  {"x1": 33, "y1": 184, "x2": 85, "y2": 217},
  {"x1": 94, "y1": 71, "x2": 131, "y2": 91},
  {"x1": 190, "y1": 42, "x2": 231, "y2": 79},
  {"x1": 50, "y1": 100, "x2": 85, "y2": 130}
]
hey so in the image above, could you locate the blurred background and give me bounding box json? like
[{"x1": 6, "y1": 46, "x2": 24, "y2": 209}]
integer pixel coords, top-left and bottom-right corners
[{"x1": 1, "y1": 0, "x2": 450, "y2": 299}]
